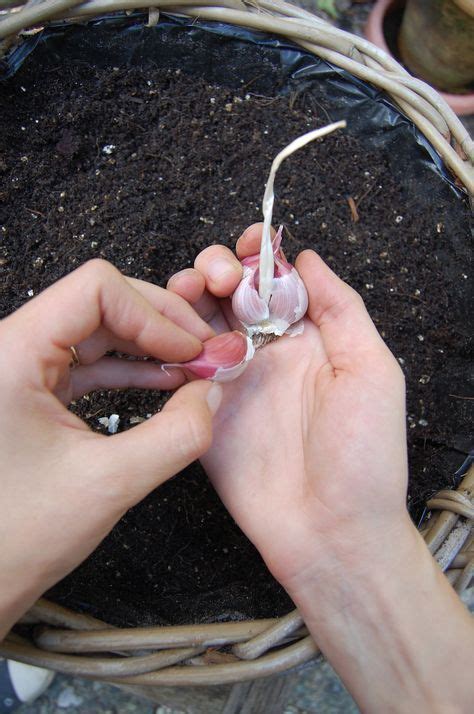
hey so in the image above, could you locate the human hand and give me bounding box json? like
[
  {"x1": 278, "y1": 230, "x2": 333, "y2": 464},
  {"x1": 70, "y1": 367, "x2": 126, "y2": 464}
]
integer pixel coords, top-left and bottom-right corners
[
  {"x1": 169, "y1": 225, "x2": 474, "y2": 712},
  {"x1": 167, "y1": 223, "x2": 410, "y2": 589},
  {"x1": 0, "y1": 260, "x2": 222, "y2": 637}
]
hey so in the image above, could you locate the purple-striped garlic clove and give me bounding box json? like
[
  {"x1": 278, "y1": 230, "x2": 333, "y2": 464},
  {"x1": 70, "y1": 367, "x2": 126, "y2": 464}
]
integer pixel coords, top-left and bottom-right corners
[
  {"x1": 161, "y1": 331, "x2": 255, "y2": 383},
  {"x1": 231, "y1": 265, "x2": 269, "y2": 327},
  {"x1": 267, "y1": 266, "x2": 309, "y2": 336}
]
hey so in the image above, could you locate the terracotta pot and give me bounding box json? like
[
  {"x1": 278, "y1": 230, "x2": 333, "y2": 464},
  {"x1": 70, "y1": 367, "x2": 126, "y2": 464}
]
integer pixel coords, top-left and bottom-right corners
[
  {"x1": 400, "y1": 0, "x2": 474, "y2": 91},
  {"x1": 365, "y1": 0, "x2": 474, "y2": 115}
]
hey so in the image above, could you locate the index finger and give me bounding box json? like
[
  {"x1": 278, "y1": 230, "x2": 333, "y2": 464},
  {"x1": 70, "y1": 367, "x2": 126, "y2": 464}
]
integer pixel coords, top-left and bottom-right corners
[
  {"x1": 191, "y1": 224, "x2": 273, "y2": 300},
  {"x1": 4, "y1": 260, "x2": 204, "y2": 376},
  {"x1": 235, "y1": 222, "x2": 275, "y2": 259},
  {"x1": 125, "y1": 275, "x2": 214, "y2": 342}
]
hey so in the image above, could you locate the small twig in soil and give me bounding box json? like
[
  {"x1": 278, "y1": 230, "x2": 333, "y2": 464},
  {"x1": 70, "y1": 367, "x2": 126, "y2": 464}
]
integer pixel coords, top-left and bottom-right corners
[
  {"x1": 24, "y1": 206, "x2": 46, "y2": 219},
  {"x1": 56, "y1": 244, "x2": 80, "y2": 262},
  {"x1": 449, "y1": 394, "x2": 474, "y2": 400},
  {"x1": 294, "y1": 93, "x2": 333, "y2": 127},
  {"x1": 43, "y1": 66, "x2": 63, "y2": 75},
  {"x1": 309, "y1": 95, "x2": 333, "y2": 125},
  {"x1": 129, "y1": 119, "x2": 146, "y2": 132},
  {"x1": 347, "y1": 195, "x2": 359, "y2": 222},
  {"x1": 247, "y1": 93, "x2": 279, "y2": 107},
  {"x1": 86, "y1": 407, "x2": 105, "y2": 419},
  {"x1": 355, "y1": 180, "x2": 380, "y2": 207},
  {"x1": 288, "y1": 91, "x2": 299, "y2": 112}
]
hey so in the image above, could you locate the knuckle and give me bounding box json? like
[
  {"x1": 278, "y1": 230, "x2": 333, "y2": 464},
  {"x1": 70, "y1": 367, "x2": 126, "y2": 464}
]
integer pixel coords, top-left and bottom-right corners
[
  {"x1": 347, "y1": 285, "x2": 365, "y2": 309},
  {"x1": 194, "y1": 244, "x2": 233, "y2": 269},
  {"x1": 182, "y1": 411, "x2": 212, "y2": 459},
  {"x1": 81, "y1": 258, "x2": 120, "y2": 284}
]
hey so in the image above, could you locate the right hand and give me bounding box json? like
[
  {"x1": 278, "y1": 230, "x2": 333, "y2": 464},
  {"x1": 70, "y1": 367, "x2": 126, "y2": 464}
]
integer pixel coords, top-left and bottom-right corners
[
  {"x1": 168, "y1": 223, "x2": 410, "y2": 591},
  {"x1": 169, "y1": 224, "x2": 474, "y2": 713}
]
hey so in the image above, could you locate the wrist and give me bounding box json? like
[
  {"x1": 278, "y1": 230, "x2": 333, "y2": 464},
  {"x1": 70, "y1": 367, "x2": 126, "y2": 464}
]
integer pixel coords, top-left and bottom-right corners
[
  {"x1": 278, "y1": 507, "x2": 414, "y2": 600},
  {"x1": 285, "y1": 517, "x2": 474, "y2": 713},
  {"x1": 0, "y1": 564, "x2": 46, "y2": 640},
  {"x1": 0, "y1": 533, "x2": 68, "y2": 640}
]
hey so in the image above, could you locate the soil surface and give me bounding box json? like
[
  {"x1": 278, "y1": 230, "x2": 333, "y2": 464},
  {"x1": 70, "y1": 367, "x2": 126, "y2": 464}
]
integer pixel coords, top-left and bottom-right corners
[{"x1": 0, "y1": 26, "x2": 472, "y2": 627}]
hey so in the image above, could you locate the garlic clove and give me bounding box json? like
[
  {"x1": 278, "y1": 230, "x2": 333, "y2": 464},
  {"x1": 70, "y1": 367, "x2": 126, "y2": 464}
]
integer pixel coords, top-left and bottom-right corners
[
  {"x1": 231, "y1": 265, "x2": 270, "y2": 328},
  {"x1": 272, "y1": 226, "x2": 292, "y2": 277},
  {"x1": 268, "y1": 267, "x2": 309, "y2": 332},
  {"x1": 162, "y1": 331, "x2": 255, "y2": 383}
]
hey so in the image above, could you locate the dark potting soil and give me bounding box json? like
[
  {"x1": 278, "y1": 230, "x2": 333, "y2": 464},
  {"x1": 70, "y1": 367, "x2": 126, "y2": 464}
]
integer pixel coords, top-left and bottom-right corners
[{"x1": 0, "y1": 48, "x2": 472, "y2": 627}]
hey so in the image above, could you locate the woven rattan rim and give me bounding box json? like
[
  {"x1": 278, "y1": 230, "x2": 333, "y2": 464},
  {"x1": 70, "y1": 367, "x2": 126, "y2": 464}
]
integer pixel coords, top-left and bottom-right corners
[
  {"x1": 0, "y1": 465, "x2": 472, "y2": 684},
  {"x1": 1, "y1": 0, "x2": 473, "y2": 684}
]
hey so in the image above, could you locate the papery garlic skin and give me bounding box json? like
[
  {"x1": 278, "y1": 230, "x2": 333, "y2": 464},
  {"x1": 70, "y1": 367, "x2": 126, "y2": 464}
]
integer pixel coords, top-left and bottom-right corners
[
  {"x1": 213, "y1": 337, "x2": 255, "y2": 382},
  {"x1": 162, "y1": 331, "x2": 255, "y2": 383},
  {"x1": 231, "y1": 226, "x2": 308, "y2": 337},
  {"x1": 232, "y1": 264, "x2": 269, "y2": 327}
]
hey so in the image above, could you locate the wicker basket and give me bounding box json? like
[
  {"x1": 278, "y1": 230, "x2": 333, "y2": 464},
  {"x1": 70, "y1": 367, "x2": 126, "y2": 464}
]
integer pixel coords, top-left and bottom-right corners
[{"x1": 0, "y1": 0, "x2": 473, "y2": 685}]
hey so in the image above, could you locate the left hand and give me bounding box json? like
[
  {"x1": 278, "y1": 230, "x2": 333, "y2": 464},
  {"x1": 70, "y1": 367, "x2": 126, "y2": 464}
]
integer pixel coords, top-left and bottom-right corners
[{"x1": 0, "y1": 259, "x2": 221, "y2": 638}]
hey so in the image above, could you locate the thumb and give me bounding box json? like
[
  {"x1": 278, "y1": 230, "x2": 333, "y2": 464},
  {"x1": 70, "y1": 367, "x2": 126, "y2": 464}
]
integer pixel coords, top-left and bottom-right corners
[{"x1": 97, "y1": 380, "x2": 222, "y2": 505}]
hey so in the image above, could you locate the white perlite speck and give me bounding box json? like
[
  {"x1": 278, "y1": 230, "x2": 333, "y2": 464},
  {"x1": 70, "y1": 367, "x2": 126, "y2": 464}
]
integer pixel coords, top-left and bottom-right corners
[
  {"x1": 107, "y1": 414, "x2": 120, "y2": 434},
  {"x1": 98, "y1": 414, "x2": 120, "y2": 434}
]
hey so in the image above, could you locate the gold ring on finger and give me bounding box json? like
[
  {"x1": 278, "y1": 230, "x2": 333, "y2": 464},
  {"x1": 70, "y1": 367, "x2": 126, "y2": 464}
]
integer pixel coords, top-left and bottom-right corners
[{"x1": 69, "y1": 345, "x2": 81, "y2": 369}]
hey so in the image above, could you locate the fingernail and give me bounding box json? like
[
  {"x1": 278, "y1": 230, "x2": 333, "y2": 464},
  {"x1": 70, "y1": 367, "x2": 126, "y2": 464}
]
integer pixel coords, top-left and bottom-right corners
[
  {"x1": 206, "y1": 382, "x2": 223, "y2": 415},
  {"x1": 207, "y1": 258, "x2": 240, "y2": 284}
]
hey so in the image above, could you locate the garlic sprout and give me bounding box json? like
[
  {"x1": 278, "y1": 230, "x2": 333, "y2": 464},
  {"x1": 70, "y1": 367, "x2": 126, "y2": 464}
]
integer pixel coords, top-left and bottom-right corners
[{"x1": 259, "y1": 120, "x2": 347, "y2": 302}]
